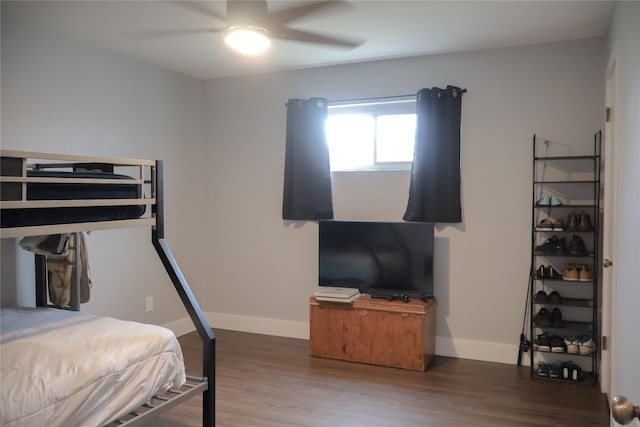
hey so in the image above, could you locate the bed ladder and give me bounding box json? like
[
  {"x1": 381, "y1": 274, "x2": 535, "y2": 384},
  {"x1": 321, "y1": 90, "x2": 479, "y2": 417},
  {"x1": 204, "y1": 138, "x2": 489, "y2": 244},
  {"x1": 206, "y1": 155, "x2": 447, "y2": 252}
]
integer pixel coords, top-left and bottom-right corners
[{"x1": 152, "y1": 160, "x2": 216, "y2": 427}]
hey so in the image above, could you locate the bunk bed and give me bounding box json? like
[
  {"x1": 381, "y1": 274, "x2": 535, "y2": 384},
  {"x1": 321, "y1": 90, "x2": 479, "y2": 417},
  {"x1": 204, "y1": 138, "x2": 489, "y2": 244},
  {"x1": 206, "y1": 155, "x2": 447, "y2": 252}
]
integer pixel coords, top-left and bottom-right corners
[{"x1": 0, "y1": 150, "x2": 215, "y2": 427}]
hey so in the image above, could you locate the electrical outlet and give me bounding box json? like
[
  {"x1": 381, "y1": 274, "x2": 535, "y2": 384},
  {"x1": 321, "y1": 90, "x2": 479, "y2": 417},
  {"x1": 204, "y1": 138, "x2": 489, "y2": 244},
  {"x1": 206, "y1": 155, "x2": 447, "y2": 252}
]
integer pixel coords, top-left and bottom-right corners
[{"x1": 145, "y1": 296, "x2": 154, "y2": 313}]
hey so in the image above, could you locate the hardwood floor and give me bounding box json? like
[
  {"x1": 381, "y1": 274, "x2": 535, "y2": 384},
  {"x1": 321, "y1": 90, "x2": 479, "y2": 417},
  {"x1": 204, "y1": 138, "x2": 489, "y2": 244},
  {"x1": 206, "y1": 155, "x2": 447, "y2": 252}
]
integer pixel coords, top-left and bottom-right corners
[{"x1": 152, "y1": 329, "x2": 610, "y2": 427}]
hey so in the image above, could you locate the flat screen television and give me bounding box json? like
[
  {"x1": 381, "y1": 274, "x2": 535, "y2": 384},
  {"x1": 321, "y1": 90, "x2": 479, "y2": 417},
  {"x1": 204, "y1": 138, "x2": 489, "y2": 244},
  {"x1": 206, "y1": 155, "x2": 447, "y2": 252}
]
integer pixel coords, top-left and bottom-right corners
[{"x1": 318, "y1": 220, "x2": 434, "y2": 298}]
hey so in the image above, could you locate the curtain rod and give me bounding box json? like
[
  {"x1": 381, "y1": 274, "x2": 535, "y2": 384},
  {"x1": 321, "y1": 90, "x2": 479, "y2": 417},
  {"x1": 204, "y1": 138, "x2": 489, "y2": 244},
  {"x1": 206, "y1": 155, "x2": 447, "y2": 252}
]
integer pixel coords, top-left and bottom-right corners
[{"x1": 328, "y1": 88, "x2": 467, "y2": 105}]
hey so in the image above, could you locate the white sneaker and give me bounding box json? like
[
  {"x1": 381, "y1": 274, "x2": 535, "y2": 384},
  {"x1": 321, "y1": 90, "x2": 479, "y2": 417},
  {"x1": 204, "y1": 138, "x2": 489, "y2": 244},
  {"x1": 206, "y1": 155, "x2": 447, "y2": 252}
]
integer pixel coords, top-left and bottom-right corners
[
  {"x1": 578, "y1": 335, "x2": 595, "y2": 355},
  {"x1": 564, "y1": 336, "x2": 579, "y2": 354}
]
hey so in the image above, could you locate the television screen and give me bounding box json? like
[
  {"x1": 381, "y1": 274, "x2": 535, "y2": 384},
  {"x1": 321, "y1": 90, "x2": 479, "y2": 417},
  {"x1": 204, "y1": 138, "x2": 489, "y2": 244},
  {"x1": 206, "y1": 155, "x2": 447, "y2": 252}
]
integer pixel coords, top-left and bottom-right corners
[{"x1": 319, "y1": 220, "x2": 434, "y2": 297}]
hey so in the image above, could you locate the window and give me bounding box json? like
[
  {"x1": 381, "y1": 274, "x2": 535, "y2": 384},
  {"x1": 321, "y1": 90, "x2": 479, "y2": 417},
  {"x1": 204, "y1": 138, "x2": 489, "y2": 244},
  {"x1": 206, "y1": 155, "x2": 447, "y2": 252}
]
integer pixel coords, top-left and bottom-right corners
[{"x1": 326, "y1": 97, "x2": 416, "y2": 171}]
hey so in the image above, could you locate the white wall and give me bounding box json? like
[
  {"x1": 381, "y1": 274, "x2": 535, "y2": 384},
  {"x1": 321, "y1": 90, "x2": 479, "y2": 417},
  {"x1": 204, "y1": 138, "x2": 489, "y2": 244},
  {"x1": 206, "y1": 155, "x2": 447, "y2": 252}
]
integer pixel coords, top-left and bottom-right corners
[
  {"x1": 1, "y1": 3, "x2": 207, "y2": 326},
  {"x1": 203, "y1": 39, "x2": 605, "y2": 363},
  {"x1": 607, "y1": 0, "x2": 640, "y2": 415}
]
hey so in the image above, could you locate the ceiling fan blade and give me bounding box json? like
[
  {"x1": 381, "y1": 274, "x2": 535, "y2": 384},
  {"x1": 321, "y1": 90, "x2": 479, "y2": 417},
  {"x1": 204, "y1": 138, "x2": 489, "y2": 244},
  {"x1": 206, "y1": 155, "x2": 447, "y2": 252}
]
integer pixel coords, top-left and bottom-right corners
[
  {"x1": 268, "y1": 1, "x2": 351, "y2": 25},
  {"x1": 274, "y1": 27, "x2": 363, "y2": 49},
  {"x1": 166, "y1": 1, "x2": 226, "y2": 22},
  {"x1": 125, "y1": 28, "x2": 225, "y2": 40},
  {"x1": 226, "y1": 0, "x2": 268, "y2": 26}
]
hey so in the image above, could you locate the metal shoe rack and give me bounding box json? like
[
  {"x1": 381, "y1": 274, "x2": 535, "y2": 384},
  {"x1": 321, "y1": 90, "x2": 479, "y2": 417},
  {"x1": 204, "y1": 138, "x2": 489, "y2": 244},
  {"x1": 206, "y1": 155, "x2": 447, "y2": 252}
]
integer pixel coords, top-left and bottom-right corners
[{"x1": 529, "y1": 131, "x2": 601, "y2": 384}]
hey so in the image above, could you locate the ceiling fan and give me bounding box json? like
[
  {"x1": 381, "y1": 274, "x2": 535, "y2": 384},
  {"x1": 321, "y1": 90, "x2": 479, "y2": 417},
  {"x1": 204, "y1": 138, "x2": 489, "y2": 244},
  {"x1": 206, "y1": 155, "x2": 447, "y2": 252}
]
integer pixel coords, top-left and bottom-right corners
[{"x1": 131, "y1": 0, "x2": 363, "y2": 55}]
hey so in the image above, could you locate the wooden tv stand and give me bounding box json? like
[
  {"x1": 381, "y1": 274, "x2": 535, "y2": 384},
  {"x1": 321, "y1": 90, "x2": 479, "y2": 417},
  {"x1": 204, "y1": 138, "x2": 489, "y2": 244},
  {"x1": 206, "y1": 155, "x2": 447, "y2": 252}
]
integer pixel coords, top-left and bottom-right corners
[{"x1": 309, "y1": 295, "x2": 436, "y2": 371}]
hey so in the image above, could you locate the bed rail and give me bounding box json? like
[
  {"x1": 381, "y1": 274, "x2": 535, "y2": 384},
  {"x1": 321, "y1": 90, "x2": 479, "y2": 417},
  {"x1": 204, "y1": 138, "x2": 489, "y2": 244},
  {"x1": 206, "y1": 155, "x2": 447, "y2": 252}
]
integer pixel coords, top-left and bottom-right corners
[
  {"x1": 1, "y1": 150, "x2": 155, "y2": 238},
  {"x1": 0, "y1": 150, "x2": 216, "y2": 427},
  {"x1": 104, "y1": 376, "x2": 208, "y2": 427}
]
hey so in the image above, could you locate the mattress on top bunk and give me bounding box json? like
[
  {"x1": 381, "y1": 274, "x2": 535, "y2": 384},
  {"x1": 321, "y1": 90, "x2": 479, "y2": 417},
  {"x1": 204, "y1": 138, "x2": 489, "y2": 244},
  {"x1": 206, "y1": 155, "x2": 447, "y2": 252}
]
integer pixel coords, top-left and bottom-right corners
[
  {"x1": 0, "y1": 170, "x2": 146, "y2": 228},
  {"x1": 0, "y1": 307, "x2": 186, "y2": 427}
]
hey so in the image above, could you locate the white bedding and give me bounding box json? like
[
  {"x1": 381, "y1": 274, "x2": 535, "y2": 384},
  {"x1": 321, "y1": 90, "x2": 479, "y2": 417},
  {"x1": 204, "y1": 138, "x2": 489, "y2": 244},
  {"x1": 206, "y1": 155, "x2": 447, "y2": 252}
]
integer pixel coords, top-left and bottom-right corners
[{"x1": 0, "y1": 307, "x2": 186, "y2": 427}]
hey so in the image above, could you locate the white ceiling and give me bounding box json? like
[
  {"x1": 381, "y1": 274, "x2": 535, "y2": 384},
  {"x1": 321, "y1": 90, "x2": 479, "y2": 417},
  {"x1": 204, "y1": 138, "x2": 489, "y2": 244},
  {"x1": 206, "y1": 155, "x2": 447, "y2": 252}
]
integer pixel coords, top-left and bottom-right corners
[{"x1": 6, "y1": 1, "x2": 615, "y2": 80}]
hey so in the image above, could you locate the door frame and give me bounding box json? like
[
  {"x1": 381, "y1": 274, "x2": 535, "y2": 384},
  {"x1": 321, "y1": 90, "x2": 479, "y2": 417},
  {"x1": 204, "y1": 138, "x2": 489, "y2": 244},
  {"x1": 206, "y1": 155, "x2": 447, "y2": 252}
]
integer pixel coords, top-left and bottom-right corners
[{"x1": 600, "y1": 45, "x2": 619, "y2": 402}]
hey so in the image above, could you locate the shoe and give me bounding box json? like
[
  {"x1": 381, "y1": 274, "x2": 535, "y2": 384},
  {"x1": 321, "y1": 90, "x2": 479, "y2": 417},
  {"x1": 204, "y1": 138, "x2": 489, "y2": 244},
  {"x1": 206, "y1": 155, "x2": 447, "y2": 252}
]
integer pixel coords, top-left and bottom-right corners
[
  {"x1": 578, "y1": 335, "x2": 595, "y2": 355},
  {"x1": 536, "y1": 218, "x2": 554, "y2": 231},
  {"x1": 561, "y1": 361, "x2": 572, "y2": 379},
  {"x1": 562, "y1": 264, "x2": 579, "y2": 281},
  {"x1": 579, "y1": 264, "x2": 593, "y2": 281},
  {"x1": 545, "y1": 265, "x2": 562, "y2": 280},
  {"x1": 536, "y1": 236, "x2": 558, "y2": 253},
  {"x1": 549, "y1": 291, "x2": 563, "y2": 304},
  {"x1": 550, "y1": 196, "x2": 563, "y2": 206},
  {"x1": 534, "y1": 308, "x2": 553, "y2": 327},
  {"x1": 555, "y1": 237, "x2": 567, "y2": 255},
  {"x1": 536, "y1": 196, "x2": 551, "y2": 206},
  {"x1": 536, "y1": 265, "x2": 561, "y2": 280},
  {"x1": 561, "y1": 361, "x2": 578, "y2": 380},
  {"x1": 535, "y1": 236, "x2": 567, "y2": 255},
  {"x1": 548, "y1": 363, "x2": 561, "y2": 379},
  {"x1": 534, "y1": 290, "x2": 549, "y2": 303},
  {"x1": 552, "y1": 219, "x2": 564, "y2": 231},
  {"x1": 566, "y1": 212, "x2": 579, "y2": 232},
  {"x1": 572, "y1": 364, "x2": 585, "y2": 382},
  {"x1": 578, "y1": 212, "x2": 594, "y2": 232},
  {"x1": 537, "y1": 363, "x2": 550, "y2": 377},
  {"x1": 552, "y1": 308, "x2": 563, "y2": 327},
  {"x1": 567, "y1": 235, "x2": 589, "y2": 256},
  {"x1": 550, "y1": 335, "x2": 566, "y2": 353},
  {"x1": 534, "y1": 332, "x2": 551, "y2": 351},
  {"x1": 565, "y1": 336, "x2": 579, "y2": 354}
]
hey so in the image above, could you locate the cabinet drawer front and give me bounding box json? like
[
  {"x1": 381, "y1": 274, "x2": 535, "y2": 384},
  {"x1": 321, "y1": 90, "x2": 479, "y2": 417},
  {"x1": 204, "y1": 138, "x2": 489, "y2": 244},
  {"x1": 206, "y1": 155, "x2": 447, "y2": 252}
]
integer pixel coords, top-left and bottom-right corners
[
  {"x1": 350, "y1": 311, "x2": 425, "y2": 370},
  {"x1": 309, "y1": 304, "x2": 351, "y2": 358}
]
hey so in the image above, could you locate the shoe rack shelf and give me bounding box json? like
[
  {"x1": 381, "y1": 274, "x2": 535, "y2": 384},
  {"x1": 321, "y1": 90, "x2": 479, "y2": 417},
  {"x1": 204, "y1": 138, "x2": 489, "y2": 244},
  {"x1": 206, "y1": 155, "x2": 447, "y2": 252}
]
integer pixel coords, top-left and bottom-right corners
[
  {"x1": 533, "y1": 297, "x2": 593, "y2": 307},
  {"x1": 533, "y1": 252, "x2": 595, "y2": 257},
  {"x1": 528, "y1": 132, "x2": 601, "y2": 385},
  {"x1": 535, "y1": 320, "x2": 594, "y2": 329}
]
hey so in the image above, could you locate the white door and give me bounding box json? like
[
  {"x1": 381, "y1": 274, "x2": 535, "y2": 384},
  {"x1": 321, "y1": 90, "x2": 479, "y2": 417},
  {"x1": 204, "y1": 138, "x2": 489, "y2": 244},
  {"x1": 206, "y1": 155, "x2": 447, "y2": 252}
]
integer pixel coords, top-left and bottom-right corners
[
  {"x1": 606, "y1": 50, "x2": 640, "y2": 427},
  {"x1": 600, "y1": 54, "x2": 618, "y2": 399}
]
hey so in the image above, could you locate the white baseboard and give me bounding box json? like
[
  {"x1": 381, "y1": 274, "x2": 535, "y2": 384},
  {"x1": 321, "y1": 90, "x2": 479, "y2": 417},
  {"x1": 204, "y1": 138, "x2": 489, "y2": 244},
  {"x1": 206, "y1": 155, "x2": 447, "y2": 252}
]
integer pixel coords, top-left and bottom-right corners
[
  {"x1": 165, "y1": 312, "x2": 524, "y2": 366},
  {"x1": 206, "y1": 312, "x2": 309, "y2": 339},
  {"x1": 164, "y1": 311, "x2": 309, "y2": 340},
  {"x1": 163, "y1": 316, "x2": 198, "y2": 338},
  {"x1": 435, "y1": 337, "x2": 525, "y2": 366}
]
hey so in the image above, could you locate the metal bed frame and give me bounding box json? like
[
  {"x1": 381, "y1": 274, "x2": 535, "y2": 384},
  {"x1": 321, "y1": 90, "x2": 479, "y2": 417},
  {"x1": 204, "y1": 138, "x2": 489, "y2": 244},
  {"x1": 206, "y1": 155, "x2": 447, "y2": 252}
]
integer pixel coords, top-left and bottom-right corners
[{"x1": 0, "y1": 150, "x2": 215, "y2": 427}]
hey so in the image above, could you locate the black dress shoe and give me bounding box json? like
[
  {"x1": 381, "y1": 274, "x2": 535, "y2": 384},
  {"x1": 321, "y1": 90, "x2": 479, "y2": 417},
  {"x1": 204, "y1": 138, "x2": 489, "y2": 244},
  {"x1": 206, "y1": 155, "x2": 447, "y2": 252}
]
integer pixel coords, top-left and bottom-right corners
[
  {"x1": 534, "y1": 308, "x2": 553, "y2": 327},
  {"x1": 554, "y1": 237, "x2": 567, "y2": 255},
  {"x1": 567, "y1": 235, "x2": 589, "y2": 256},
  {"x1": 552, "y1": 308, "x2": 564, "y2": 327},
  {"x1": 534, "y1": 290, "x2": 549, "y2": 303},
  {"x1": 549, "y1": 291, "x2": 563, "y2": 304}
]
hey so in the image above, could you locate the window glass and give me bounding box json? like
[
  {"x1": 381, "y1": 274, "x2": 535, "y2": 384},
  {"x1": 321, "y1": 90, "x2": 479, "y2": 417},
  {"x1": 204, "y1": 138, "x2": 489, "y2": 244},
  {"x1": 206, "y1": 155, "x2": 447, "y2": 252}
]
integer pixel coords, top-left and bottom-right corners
[
  {"x1": 326, "y1": 114, "x2": 375, "y2": 170},
  {"x1": 326, "y1": 97, "x2": 416, "y2": 171},
  {"x1": 376, "y1": 114, "x2": 416, "y2": 163}
]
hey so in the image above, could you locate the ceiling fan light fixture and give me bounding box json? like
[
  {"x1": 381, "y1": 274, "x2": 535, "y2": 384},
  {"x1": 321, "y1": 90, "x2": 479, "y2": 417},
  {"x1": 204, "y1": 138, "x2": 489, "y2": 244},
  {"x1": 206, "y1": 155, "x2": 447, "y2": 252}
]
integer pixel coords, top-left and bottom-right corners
[{"x1": 224, "y1": 26, "x2": 271, "y2": 55}]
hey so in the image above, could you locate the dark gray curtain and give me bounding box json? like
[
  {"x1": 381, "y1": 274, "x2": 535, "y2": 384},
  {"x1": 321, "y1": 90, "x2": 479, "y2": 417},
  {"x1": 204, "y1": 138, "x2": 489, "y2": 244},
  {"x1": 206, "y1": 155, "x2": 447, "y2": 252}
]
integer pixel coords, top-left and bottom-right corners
[
  {"x1": 403, "y1": 86, "x2": 464, "y2": 223},
  {"x1": 282, "y1": 98, "x2": 334, "y2": 220}
]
